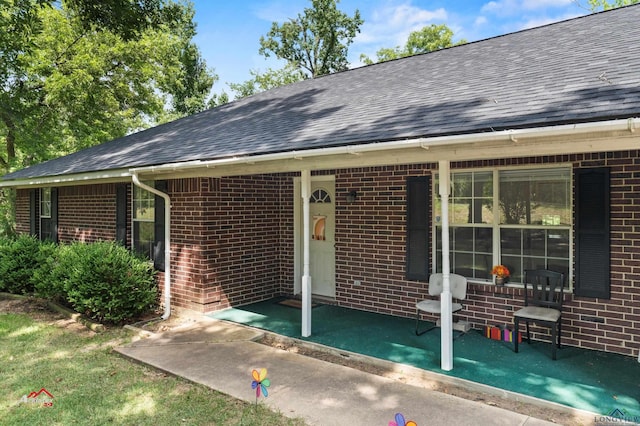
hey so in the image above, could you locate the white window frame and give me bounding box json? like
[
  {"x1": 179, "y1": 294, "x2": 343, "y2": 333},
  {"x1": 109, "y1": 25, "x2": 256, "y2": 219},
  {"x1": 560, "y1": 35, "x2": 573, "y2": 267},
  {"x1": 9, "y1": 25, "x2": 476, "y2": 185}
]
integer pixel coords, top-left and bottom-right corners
[
  {"x1": 40, "y1": 187, "x2": 51, "y2": 219},
  {"x1": 433, "y1": 165, "x2": 573, "y2": 287},
  {"x1": 132, "y1": 182, "x2": 155, "y2": 259}
]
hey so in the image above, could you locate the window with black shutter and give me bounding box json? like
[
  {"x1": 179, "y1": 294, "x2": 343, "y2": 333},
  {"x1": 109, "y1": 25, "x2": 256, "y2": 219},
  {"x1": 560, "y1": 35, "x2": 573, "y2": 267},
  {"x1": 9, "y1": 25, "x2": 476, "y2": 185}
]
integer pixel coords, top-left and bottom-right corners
[
  {"x1": 39, "y1": 187, "x2": 58, "y2": 243},
  {"x1": 29, "y1": 189, "x2": 38, "y2": 237},
  {"x1": 153, "y1": 180, "x2": 167, "y2": 271},
  {"x1": 132, "y1": 180, "x2": 167, "y2": 271},
  {"x1": 575, "y1": 167, "x2": 610, "y2": 298},
  {"x1": 116, "y1": 184, "x2": 128, "y2": 244},
  {"x1": 406, "y1": 176, "x2": 430, "y2": 280}
]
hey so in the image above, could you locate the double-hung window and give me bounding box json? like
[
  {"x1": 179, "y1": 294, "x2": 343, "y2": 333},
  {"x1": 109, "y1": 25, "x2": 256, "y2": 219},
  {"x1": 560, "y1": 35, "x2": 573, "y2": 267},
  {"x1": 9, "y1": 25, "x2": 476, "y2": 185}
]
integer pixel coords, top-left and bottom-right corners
[
  {"x1": 434, "y1": 167, "x2": 572, "y2": 284},
  {"x1": 133, "y1": 183, "x2": 155, "y2": 259},
  {"x1": 38, "y1": 187, "x2": 57, "y2": 242}
]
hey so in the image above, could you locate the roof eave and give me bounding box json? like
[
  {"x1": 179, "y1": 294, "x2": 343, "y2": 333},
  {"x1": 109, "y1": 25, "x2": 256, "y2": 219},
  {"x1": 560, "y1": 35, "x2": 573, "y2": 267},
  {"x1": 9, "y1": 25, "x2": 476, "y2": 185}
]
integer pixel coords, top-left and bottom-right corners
[
  {"x1": 2, "y1": 118, "x2": 639, "y2": 188},
  {"x1": 0, "y1": 168, "x2": 133, "y2": 189}
]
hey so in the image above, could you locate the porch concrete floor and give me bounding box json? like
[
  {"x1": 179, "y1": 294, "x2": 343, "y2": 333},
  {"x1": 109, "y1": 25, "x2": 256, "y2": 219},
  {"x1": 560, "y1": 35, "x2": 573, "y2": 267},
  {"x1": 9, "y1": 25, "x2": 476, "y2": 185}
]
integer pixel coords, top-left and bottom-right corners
[{"x1": 209, "y1": 297, "x2": 640, "y2": 418}]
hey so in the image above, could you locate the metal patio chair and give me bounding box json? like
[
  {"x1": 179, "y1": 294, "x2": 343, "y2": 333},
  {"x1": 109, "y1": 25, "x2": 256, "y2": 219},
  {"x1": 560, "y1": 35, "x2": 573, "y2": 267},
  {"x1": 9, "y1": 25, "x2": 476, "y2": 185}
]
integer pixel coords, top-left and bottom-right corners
[{"x1": 415, "y1": 273, "x2": 467, "y2": 336}]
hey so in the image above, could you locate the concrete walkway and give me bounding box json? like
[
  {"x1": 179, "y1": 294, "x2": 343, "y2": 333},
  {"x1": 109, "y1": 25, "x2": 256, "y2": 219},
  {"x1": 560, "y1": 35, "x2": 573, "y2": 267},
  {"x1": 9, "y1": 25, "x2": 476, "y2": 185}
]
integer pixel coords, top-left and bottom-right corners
[{"x1": 115, "y1": 317, "x2": 561, "y2": 426}]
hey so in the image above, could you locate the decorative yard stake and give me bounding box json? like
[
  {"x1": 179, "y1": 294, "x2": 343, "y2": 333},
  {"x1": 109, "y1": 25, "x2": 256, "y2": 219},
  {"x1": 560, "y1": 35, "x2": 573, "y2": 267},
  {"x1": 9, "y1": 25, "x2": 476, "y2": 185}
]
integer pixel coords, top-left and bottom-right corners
[
  {"x1": 251, "y1": 368, "x2": 270, "y2": 406},
  {"x1": 389, "y1": 412, "x2": 417, "y2": 426}
]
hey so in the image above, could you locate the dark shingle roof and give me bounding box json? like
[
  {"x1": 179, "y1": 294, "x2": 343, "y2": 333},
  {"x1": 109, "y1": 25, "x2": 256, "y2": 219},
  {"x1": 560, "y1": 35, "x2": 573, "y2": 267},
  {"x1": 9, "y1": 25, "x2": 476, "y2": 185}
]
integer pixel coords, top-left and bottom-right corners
[{"x1": 5, "y1": 5, "x2": 640, "y2": 181}]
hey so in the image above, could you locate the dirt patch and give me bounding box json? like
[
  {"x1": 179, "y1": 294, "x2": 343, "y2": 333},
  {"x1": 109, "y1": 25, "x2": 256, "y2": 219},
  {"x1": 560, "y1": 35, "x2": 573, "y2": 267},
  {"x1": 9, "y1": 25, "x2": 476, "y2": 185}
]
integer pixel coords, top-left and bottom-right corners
[
  {"x1": 0, "y1": 295, "x2": 96, "y2": 337},
  {"x1": 1, "y1": 296, "x2": 595, "y2": 425}
]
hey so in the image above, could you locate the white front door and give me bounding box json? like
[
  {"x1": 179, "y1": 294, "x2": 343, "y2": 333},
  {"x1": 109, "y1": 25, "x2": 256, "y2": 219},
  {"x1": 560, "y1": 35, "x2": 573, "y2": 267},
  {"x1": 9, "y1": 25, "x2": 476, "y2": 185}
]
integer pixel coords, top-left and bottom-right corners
[{"x1": 294, "y1": 176, "x2": 336, "y2": 298}]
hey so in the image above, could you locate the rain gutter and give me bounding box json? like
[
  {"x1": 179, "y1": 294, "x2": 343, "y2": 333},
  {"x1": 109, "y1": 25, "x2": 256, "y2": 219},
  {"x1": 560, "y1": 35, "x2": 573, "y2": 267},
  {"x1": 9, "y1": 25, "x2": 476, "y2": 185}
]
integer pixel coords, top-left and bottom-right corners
[
  {"x1": 131, "y1": 173, "x2": 172, "y2": 320},
  {"x1": 130, "y1": 118, "x2": 639, "y2": 175}
]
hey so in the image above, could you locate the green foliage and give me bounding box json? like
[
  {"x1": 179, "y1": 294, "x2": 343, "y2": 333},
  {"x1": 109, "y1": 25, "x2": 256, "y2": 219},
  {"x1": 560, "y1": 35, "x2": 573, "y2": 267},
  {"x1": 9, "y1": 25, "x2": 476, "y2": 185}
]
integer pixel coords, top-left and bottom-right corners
[
  {"x1": 64, "y1": 0, "x2": 189, "y2": 41},
  {"x1": 1, "y1": 1, "x2": 216, "y2": 172},
  {"x1": 0, "y1": 235, "x2": 54, "y2": 294},
  {"x1": 587, "y1": 0, "x2": 640, "y2": 10},
  {"x1": 258, "y1": 0, "x2": 363, "y2": 78},
  {"x1": 0, "y1": 188, "x2": 16, "y2": 238},
  {"x1": 0, "y1": 237, "x2": 157, "y2": 324},
  {"x1": 228, "y1": 64, "x2": 306, "y2": 99},
  {"x1": 0, "y1": 1, "x2": 216, "y2": 234},
  {"x1": 360, "y1": 24, "x2": 466, "y2": 65},
  {"x1": 49, "y1": 241, "x2": 158, "y2": 324}
]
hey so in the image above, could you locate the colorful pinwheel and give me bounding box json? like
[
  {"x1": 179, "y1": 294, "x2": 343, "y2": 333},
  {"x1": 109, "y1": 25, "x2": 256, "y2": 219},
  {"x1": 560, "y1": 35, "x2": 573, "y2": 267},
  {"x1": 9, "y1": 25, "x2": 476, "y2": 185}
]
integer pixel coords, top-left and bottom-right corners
[
  {"x1": 251, "y1": 368, "x2": 270, "y2": 400},
  {"x1": 389, "y1": 412, "x2": 417, "y2": 426}
]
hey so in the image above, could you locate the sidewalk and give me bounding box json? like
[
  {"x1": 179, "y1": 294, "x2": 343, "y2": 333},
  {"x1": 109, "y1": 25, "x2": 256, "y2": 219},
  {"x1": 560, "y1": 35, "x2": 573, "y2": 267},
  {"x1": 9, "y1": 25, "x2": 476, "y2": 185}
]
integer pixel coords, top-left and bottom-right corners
[{"x1": 115, "y1": 317, "x2": 562, "y2": 426}]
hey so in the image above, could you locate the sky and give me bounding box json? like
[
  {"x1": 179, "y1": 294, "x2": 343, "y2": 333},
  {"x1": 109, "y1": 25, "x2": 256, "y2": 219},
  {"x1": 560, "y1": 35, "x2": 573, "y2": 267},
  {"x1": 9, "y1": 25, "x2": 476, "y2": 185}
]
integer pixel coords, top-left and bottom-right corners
[{"x1": 189, "y1": 0, "x2": 592, "y2": 97}]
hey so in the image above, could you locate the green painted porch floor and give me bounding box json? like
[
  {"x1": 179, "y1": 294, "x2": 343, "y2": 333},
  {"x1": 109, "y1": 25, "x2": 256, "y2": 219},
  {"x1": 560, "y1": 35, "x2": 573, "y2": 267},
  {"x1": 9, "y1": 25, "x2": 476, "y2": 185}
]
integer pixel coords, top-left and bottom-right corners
[{"x1": 210, "y1": 298, "x2": 640, "y2": 417}]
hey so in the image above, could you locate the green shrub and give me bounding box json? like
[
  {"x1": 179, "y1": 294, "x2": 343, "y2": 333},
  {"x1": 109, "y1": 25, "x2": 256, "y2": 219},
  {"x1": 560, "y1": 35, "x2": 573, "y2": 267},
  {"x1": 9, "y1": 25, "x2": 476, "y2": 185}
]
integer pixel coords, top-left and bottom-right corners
[
  {"x1": 0, "y1": 236, "x2": 11, "y2": 292},
  {"x1": 0, "y1": 235, "x2": 54, "y2": 294},
  {"x1": 33, "y1": 242, "x2": 71, "y2": 302},
  {"x1": 59, "y1": 241, "x2": 157, "y2": 324}
]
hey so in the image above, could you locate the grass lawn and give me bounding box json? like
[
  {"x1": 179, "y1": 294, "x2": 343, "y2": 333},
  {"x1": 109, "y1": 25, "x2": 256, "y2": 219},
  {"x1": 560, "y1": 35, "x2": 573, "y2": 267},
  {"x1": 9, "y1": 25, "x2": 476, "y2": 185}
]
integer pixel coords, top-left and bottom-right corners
[{"x1": 0, "y1": 301, "x2": 306, "y2": 425}]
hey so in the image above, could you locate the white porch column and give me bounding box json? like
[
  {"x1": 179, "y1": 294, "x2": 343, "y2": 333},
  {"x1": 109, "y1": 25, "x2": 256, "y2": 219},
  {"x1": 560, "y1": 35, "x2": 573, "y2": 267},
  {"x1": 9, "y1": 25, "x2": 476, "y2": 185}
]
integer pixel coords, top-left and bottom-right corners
[
  {"x1": 301, "y1": 170, "x2": 312, "y2": 337},
  {"x1": 438, "y1": 160, "x2": 454, "y2": 371}
]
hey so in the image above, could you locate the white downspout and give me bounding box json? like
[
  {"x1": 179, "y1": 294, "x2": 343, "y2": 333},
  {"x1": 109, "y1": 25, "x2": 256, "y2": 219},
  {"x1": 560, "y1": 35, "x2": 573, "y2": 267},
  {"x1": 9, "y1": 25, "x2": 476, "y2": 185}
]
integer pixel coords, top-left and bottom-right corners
[
  {"x1": 301, "y1": 169, "x2": 312, "y2": 337},
  {"x1": 438, "y1": 160, "x2": 454, "y2": 371},
  {"x1": 131, "y1": 173, "x2": 172, "y2": 320}
]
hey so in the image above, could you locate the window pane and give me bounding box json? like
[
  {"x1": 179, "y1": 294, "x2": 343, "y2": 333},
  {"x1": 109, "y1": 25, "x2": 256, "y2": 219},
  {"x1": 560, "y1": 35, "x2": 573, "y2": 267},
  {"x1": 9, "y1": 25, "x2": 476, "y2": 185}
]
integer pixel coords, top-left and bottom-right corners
[
  {"x1": 453, "y1": 227, "x2": 473, "y2": 252},
  {"x1": 523, "y1": 229, "x2": 546, "y2": 257},
  {"x1": 453, "y1": 252, "x2": 474, "y2": 277},
  {"x1": 441, "y1": 225, "x2": 493, "y2": 279},
  {"x1": 449, "y1": 171, "x2": 493, "y2": 224},
  {"x1": 452, "y1": 173, "x2": 473, "y2": 197},
  {"x1": 548, "y1": 229, "x2": 569, "y2": 258},
  {"x1": 474, "y1": 253, "x2": 491, "y2": 278},
  {"x1": 475, "y1": 227, "x2": 492, "y2": 252},
  {"x1": 451, "y1": 197, "x2": 472, "y2": 224},
  {"x1": 501, "y1": 228, "x2": 521, "y2": 255},
  {"x1": 135, "y1": 200, "x2": 154, "y2": 221},
  {"x1": 499, "y1": 168, "x2": 570, "y2": 225},
  {"x1": 134, "y1": 221, "x2": 154, "y2": 258},
  {"x1": 41, "y1": 188, "x2": 51, "y2": 218}
]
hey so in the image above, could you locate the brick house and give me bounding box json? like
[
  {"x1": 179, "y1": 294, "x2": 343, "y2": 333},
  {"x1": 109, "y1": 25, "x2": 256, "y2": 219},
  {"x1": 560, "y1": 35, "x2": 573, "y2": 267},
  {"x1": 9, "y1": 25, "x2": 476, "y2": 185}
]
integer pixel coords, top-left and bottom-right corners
[{"x1": 2, "y1": 6, "x2": 639, "y2": 362}]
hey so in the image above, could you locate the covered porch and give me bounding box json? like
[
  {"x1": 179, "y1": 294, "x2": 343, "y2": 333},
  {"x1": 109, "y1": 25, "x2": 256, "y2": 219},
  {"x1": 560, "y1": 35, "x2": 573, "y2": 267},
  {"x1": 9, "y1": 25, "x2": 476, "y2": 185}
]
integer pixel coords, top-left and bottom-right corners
[{"x1": 210, "y1": 297, "x2": 640, "y2": 419}]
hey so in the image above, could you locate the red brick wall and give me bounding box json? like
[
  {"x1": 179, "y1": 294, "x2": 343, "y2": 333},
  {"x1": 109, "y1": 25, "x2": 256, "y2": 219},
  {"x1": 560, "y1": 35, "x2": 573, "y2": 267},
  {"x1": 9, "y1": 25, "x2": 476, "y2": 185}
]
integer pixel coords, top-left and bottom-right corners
[
  {"x1": 58, "y1": 184, "x2": 120, "y2": 243},
  {"x1": 11, "y1": 151, "x2": 640, "y2": 357},
  {"x1": 15, "y1": 189, "x2": 30, "y2": 235},
  {"x1": 335, "y1": 165, "x2": 435, "y2": 316},
  {"x1": 331, "y1": 154, "x2": 639, "y2": 357},
  {"x1": 163, "y1": 176, "x2": 293, "y2": 313},
  {"x1": 14, "y1": 178, "x2": 293, "y2": 314}
]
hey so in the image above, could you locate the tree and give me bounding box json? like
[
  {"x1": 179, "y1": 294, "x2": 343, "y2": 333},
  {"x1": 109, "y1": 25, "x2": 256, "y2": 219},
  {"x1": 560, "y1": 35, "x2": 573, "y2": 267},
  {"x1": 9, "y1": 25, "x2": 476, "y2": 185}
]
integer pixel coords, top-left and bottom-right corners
[
  {"x1": 585, "y1": 0, "x2": 639, "y2": 10},
  {"x1": 1, "y1": 1, "x2": 215, "y2": 172},
  {"x1": 228, "y1": 64, "x2": 306, "y2": 99},
  {"x1": 0, "y1": 1, "x2": 216, "y2": 235},
  {"x1": 63, "y1": 0, "x2": 188, "y2": 40},
  {"x1": 360, "y1": 24, "x2": 466, "y2": 65},
  {"x1": 258, "y1": 0, "x2": 363, "y2": 78}
]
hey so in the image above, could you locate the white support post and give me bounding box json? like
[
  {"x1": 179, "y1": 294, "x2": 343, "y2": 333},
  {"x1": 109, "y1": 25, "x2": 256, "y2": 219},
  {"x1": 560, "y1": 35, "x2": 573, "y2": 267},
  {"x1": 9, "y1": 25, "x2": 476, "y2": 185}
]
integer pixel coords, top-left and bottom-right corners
[
  {"x1": 438, "y1": 160, "x2": 454, "y2": 371},
  {"x1": 301, "y1": 170, "x2": 312, "y2": 337}
]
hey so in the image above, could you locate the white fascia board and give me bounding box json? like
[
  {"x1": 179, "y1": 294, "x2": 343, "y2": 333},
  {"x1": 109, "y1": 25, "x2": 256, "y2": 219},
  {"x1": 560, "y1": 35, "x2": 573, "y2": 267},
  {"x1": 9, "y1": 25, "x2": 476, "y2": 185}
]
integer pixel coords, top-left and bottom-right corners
[
  {"x1": 0, "y1": 169, "x2": 132, "y2": 189},
  {"x1": 131, "y1": 118, "x2": 640, "y2": 177},
  {"x1": 2, "y1": 118, "x2": 639, "y2": 187}
]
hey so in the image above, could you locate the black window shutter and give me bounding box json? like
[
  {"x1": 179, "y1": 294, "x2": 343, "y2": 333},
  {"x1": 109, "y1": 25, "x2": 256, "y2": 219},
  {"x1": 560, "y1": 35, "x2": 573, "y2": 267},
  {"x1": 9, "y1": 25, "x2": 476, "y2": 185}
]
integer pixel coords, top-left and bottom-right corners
[
  {"x1": 115, "y1": 184, "x2": 128, "y2": 244},
  {"x1": 50, "y1": 188, "x2": 58, "y2": 243},
  {"x1": 153, "y1": 180, "x2": 168, "y2": 271},
  {"x1": 406, "y1": 176, "x2": 430, "y2": 280},
  {"x1": 575, "y1": 168, "x2": 610, "y2": 298},
  {"x1": 29, "y1": 189, "x2": 37, "y2": 236}
]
